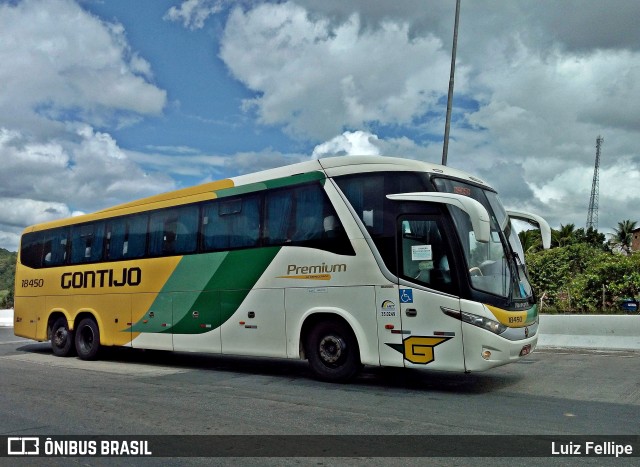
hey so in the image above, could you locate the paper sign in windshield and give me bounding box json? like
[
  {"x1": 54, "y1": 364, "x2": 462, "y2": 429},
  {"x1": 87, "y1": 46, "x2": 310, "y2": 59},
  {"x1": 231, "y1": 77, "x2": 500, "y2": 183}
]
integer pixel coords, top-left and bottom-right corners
[{"x1": 411, "y1": 244, "x2": 432, "y2": 261}]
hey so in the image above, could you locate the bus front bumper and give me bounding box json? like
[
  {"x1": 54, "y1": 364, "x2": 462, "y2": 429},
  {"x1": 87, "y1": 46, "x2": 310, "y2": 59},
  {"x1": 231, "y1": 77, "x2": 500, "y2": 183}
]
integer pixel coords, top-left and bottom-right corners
[{"x1": 462, "y1": 323, "x2": 538, "y2": 372}]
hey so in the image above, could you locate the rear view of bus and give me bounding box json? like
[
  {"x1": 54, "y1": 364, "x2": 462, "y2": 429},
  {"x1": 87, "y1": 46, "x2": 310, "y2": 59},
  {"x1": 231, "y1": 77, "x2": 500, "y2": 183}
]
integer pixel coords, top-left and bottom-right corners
[{"x1": 14, "y1": 155, "x2": 549, "y2": 382}]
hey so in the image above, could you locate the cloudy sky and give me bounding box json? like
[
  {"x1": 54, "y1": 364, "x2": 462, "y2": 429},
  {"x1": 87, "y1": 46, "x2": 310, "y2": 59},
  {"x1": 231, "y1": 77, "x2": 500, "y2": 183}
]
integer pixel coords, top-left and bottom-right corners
[{"x1": 1, "y1": 0, "x2": 639, "y2": 251}]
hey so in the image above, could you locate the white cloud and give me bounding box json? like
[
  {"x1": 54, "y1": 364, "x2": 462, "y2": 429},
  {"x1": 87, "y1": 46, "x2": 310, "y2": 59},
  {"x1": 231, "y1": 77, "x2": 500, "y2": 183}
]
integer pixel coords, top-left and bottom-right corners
[
  {"x1": 0, "y1": 198, "x2": 73, "y2": 228},
  {"x1": 0, "y1": 0, "x2": 166, "y2": 136},
  {"x1": 0, "y1": 197, "x2": 75, "y2": 252},
  {"x1": 0, "y1": 124, "x2": 176, "y2": 251},
  {"x1": 3, "y1": 0, "x2": 640, "y2": 250},
  {"x1": 457, "y1": 39, "x2": 640, "y2": 229},
  {"x1": 164, "y1": 0, "x2": 229, "y2": 30},
  {"x1": 220, "y1": 2, "x2": 462, "y2": 140},
  {"x1": 126, "y1": 148, "x2": 229, "y2": 179},
  {"x1": 312, "y1": 131, "x2": 381, "y2": 158},
  {"x1": 147, "y1": 1, "x2": 640, "y2": 233},
  {"x1": 0, "y1": 0, "x2": 174, "y2": 250},
  {"x1": 0, "y1": 125, "x2": 175, "y2": 209}
]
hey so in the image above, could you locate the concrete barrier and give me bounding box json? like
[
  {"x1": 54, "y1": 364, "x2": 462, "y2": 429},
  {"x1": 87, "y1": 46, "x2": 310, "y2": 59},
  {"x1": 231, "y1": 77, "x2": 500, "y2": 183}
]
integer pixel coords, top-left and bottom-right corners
[
  {"x1": 2, "y1": 309, "x2": 639, "y2": 350},
  {"x1": 538, "y1": 314, "x2": 640, "y2": 351},
  {"x1": 0, "y1": 309, "x2": 12, "y2": 327}
]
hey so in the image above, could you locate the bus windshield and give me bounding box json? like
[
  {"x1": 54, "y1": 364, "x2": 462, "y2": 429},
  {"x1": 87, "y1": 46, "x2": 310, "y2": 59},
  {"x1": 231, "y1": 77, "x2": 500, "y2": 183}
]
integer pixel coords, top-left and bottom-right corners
[{"x1": 432, "y1": 178, "x2": 532, "y2": 302}]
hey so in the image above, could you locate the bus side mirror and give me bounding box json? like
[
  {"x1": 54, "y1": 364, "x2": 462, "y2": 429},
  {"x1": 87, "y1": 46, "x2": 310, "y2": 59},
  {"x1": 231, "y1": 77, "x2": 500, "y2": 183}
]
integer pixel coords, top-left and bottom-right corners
[
  {"x1": 506, "y1": 210, "x2": 551, "y2": 249},
  {"x1": 387, "y1": 192, "x2": 491, "y2": 243}
]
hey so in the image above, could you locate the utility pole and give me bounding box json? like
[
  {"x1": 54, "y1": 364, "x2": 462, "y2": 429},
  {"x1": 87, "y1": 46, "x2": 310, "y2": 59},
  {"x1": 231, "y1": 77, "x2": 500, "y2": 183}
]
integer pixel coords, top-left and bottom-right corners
[
  {"x1": 441, "y1": 0, "x2": 461, "y2": 166},
  {"x1": 586, "y1": 136, "x2": 603, "y2": 230}
]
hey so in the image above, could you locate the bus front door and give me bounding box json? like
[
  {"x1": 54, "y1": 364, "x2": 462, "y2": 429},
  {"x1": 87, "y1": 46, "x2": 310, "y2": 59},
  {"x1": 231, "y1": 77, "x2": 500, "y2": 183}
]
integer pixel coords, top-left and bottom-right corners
[{"x1": 396, "y1": 216, "x2": 466, "y2": 371}]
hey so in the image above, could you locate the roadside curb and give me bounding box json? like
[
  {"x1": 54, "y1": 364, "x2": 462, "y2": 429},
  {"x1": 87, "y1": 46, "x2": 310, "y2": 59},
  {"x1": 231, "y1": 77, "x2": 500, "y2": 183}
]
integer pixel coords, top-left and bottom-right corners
[
  {"x1": 0, "y1": 309, "x2": 12, "y2": 327},
  {"x1": 538, "y1": 314, "x2": 640, "y2": 351}
]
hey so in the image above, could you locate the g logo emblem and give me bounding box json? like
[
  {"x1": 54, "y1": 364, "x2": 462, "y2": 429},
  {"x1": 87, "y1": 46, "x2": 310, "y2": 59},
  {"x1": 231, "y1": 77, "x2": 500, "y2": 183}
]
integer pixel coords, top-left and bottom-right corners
[{"x1": 403, "y1": 336, "x2": 451, "y2": 364}]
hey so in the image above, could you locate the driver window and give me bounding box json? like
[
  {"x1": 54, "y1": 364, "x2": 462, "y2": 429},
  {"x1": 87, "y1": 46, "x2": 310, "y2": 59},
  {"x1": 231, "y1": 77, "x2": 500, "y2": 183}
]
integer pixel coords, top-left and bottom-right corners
[{"x1": 400, "y1": 218, "x2": 454, "y2": 293}]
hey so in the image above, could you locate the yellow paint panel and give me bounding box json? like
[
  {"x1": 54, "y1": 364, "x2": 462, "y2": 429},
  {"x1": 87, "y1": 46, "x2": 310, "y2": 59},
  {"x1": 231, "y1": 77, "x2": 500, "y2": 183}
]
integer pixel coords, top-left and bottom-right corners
[
  {"x1": 485, "y1": 304, "x2": 534, "y2": 327},
  {"x1": 45, "y1": 295, "x2": 73, "y2": 336},
  {"x1": 13, "y1": 296, "x2": 45, "y2": 340},
  {"x1": 132, "y1": 256, "x2": 183, "y2": 293},
  {"x1": 72, "y1": 294, "x2": 132, "y2": 346},
  {"x1": 14, "y1": 256, "x2": 183, "y2": 345}
]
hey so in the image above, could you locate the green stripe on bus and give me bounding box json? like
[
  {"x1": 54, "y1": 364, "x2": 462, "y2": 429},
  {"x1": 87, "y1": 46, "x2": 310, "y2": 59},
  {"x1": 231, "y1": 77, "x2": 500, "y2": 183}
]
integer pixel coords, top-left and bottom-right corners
[
  {"x1": 129, "y1": 247, "x2": 281, "y2": 334},
  {"x1": 215, "y1": 171, "x2": 325, "y2": 198}
]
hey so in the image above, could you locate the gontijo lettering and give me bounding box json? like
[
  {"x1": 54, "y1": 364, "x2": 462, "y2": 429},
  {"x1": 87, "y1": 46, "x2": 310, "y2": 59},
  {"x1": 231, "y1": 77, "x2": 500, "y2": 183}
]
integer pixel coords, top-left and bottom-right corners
[{"x1": 61, "y1": 267, "x2": 142, "y2": 289}]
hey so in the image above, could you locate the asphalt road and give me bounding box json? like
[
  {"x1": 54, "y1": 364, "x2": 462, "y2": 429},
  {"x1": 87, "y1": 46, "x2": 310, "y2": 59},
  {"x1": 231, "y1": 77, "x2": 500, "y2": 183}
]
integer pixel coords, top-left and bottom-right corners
[{"x1": 1, "y1": 328, "x2": 638, "y2": 465}]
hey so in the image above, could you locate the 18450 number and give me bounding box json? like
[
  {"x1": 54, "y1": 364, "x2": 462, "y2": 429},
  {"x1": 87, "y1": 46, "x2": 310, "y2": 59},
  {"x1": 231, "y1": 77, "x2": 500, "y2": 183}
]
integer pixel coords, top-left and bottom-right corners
[{"x1": 22, "y1": 279, "x2": 44, "y2": 288}]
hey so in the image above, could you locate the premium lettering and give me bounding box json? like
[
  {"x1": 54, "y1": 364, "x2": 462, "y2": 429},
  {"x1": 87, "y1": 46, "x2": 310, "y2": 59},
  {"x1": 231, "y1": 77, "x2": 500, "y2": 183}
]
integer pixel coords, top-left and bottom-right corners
[
  {"x1": 286, "y1": 263, "x2": 347, "y2": 275},
  {"x1": 61, "y1": 267, "x2": 142, "y2": 289}
]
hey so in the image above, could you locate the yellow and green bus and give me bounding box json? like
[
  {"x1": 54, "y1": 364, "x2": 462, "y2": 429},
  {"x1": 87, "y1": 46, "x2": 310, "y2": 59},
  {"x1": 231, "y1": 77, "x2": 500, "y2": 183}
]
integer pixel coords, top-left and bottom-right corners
[{"x1": 14, "y1": 156, "x2": 550, "y2": 382}]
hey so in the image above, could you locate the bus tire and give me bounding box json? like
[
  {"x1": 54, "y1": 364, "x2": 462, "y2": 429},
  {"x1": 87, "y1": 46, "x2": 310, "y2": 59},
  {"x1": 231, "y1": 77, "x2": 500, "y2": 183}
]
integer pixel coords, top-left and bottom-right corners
[
  {"x1": 306, "y1": 320, "x2": 361, "y2": 383},
  {"x1": 75, "y1": 318, "x2": 100, "y2": 361},
  {"x1": 51, "y1": 317, "x2": 75, "y2": 357}
]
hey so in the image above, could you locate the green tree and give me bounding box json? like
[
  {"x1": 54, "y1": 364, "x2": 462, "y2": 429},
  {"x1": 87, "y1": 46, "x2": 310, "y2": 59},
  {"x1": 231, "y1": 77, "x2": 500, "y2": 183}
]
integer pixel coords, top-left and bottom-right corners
[
  {"x1": 518, "y1": 229, "x2": 542, "y2": 253},
  {"x1": 526, "y1": 243, "x2": 640, "y2": 313},
  {"x1": 609, "y1": 219, "x2": 637, "y2": 255},
  {"x1": 0, "y1": 287, "x2": 13, "y2": 309},
  {"x1": 0, "y1": 248, "x2": 17, "y2": 309},
  {"x1": 551, "y1": 223, "x2": 576, "y2": 247},
  {"x1": 574, "y1": 227, "x2": 608, "y2": 250},
  {"x1": 0, "y1": 248, "x2": 17, "y2": 290}
]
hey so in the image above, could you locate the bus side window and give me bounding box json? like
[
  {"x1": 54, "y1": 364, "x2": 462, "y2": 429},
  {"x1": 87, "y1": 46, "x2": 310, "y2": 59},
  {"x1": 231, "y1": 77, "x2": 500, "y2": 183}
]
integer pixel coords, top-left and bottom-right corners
[
  {"x1": 20, "y1": 232, "x2": 45, "y2": 268},
  {"x1": 264, "y1": 190, "x2": 293, "y2": 245},
  {"x1": 334, "y1": 174, "x2": 385, "y2": 236},
  {"x1": 42, "y1": 228, "x2": 69, "y2": 267},
  {"x1": 202, "y1": 195, "x2": 260, "y2": 251},
  {"x1": 149, "y1": 206, "x2": 198, "y2": 256},
  {"x1": 106, "y1": 215, "x2": 148, "y2": 260},
  {"x1": 149, "y1": 212, "x2": 174, "y2": 255},
  {"x1": 400, "y1": 218, "x2": 453, "y2": 293},
  {"x1": 290, "y1": 185, "x2": 324, "y2": 242},
  {"x1": 70, "y1": 222, "x2": 105, "y2": 264},
  {"x1": 264, "y1": 183, "x2": 350, "y2": 253},
  {"x1": 174, "y1": 206, "x2": 199, "y2": 253}
]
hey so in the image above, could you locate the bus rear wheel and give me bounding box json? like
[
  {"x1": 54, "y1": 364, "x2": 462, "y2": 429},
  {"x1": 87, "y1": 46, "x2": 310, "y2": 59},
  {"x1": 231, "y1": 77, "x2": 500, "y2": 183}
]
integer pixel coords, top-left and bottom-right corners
[
  {"x1": 51, "y1": 317, "x2": 75, "y2": 357},
  {"x1": 306, "y1": 321, "x2": 361, "y2": 383},
  {"x1": 75, "y1": 318, "x2": 100, "y2": 360}
]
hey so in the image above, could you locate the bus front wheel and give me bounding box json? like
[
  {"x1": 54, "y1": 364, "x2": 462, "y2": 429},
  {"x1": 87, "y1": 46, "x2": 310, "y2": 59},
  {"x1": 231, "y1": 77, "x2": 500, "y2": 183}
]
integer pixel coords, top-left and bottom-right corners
[
  {"x1": 51, "y1": 317, "x2": 75, "y2": 357},
  {"x1": 306, "y1": 321, "x2": 361, "y2": 382},
  {"x1": 75, "y1": 318, "x2": 101, "y2": 360}
]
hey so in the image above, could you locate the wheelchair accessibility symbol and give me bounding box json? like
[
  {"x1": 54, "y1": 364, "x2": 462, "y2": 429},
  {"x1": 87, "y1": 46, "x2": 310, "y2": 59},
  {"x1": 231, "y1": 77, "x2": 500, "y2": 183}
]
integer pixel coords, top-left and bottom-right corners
[{"x1": 400, "y1": 289, "x2": 413, "y2": 303}]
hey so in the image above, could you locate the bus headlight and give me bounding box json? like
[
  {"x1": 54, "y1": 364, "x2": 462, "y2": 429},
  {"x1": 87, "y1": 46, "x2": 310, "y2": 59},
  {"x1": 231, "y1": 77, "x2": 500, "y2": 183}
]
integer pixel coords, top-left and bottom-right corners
[
  {"x1": 441, "y1": 307, "x2": 507, "y2": 335},
  {"x1": 459, "y1": 311, "x2": 507, "y2": 335}
]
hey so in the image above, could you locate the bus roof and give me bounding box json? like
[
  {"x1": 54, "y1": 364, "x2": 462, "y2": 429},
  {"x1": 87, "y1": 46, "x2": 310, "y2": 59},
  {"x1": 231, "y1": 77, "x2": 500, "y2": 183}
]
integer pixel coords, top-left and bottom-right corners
[{"x1": 21, "y1": 155, "x2": 492, "y2": 233}]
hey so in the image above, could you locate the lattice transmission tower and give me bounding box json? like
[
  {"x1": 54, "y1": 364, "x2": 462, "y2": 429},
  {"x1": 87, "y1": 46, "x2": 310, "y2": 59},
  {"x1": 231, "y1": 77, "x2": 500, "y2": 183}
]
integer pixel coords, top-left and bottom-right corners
[{"x1": 586, "y1": 136, "x2": 603, "y2": 230}]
